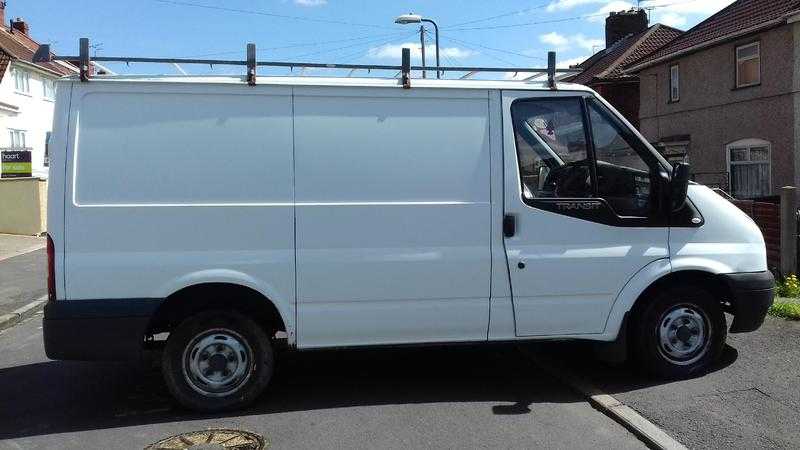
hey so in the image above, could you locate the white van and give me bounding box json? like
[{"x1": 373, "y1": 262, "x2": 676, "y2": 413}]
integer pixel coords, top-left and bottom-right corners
[{"x1": 43, "y1": 74, "x2": 774, "y2": 412}]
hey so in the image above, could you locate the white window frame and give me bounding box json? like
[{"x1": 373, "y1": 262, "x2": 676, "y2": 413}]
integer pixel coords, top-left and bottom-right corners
[
  {"x1": 12, "y1": 67, "x2": 31, "y2": 95},
  {"x1": 726, "y1": 138, "x2": 771, "y2": 199},
  {"x1": 8, "y1": 129, "x2": 27, "y2": 149},
  {"x1": 43, "y1": 78, "x2": 56, "y2": 100},
  {"x1": 669, "y1": 64, "x2": 680, "y2": 102},
  {"x1": 735, "y1": 42, "x2": 761, "y2": 88}
]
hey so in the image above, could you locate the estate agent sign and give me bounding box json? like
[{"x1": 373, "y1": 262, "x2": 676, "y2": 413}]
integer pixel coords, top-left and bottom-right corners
[{"x1": 1, "y1": 150, "x2": 32, "y2": 178}]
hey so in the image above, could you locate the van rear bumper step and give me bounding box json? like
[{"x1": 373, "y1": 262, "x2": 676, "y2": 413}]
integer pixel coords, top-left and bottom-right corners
[{"x1": 43, "y1": 299, "x2": 162, "y2": 361}]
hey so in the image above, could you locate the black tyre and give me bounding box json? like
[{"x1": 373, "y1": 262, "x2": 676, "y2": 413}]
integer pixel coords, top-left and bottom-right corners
[
  {"x1": 162, "y1": 310, "x2": 274, "y2": 412},
  {"x1": 631, "y1": 285, "x2": 726, "y2": 379}
]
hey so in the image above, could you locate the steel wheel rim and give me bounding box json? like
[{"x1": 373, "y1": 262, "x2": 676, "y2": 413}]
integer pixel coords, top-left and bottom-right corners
[
  {"x1": 182, "y1": 328, "x2": 253, "y2": 397},
  {"x1": 657, "y1": 304, "x2": 711, "y2": 366}
]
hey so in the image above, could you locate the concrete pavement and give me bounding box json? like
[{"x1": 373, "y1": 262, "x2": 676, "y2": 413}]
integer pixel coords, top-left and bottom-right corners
[
  {"x1": 0, "y1": 248, "x2": 45, "y2": 316},
  {"x1": 535, "y1": 317, "x2": 800, "y2": 449},
  {"x1": 0, "y1": 234, "x2": 44, "y2": 262},
  {"x1": 0, "y1": 315, "x2": 646, "y2": 450}
]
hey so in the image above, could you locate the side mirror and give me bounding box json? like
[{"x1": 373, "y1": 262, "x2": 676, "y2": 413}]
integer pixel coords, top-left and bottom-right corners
[{"x1": 670, "y1": 162, "x2": 691, "y2": 212}]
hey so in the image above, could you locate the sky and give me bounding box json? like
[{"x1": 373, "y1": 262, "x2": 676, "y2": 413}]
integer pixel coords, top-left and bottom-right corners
[{"x1": 9, "y1": 0, "x2": 735, "y2": 77}]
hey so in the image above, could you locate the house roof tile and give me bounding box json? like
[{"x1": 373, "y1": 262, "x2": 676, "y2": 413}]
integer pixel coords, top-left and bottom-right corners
[
  {"x1": 566, "y1": 23, "x2": 682, "y2": 84},
  {"x1": 628, "y1": 0, "x2": 800, "y2": 71},
  {"x1": 0, "y1": 26, "x2": 77, "y2": 78}
]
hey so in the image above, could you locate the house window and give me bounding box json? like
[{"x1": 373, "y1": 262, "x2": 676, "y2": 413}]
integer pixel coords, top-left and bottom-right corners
[
  {"x1": 669, "y1": 64, "x2": 680, "y2": 102},
  {"x1": 736, "y1": 42, "x2": 760, "y2": 88},
  {"x1": 43, "y1": 78, "x2": 56, "y2": 100},
  {"x1": 12, "y1": 68, "x2": 30, "y2": 94},
  {"x1": 728, "y1": 139, "x2": 771, "y2": 199},
  {"x1": 8, "y1": 129, "x2": 27, "y2": 149},
  {"x1": 44, "y1": 132, "x2": 51, "y2": 167}
]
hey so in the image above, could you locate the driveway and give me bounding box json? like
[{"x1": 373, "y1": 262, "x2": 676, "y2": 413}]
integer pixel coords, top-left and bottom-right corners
[
  {"x1": 537, "y1": 316, "x2": 800, "y2": 449},
  {"x1": 0, "y1": 315, "x2": 645, "y2": 450}
]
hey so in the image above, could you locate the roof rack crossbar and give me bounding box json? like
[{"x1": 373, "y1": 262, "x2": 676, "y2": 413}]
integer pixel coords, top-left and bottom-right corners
[{"x1": 35, "y1": 38, "x2": 581, "y2": 86}]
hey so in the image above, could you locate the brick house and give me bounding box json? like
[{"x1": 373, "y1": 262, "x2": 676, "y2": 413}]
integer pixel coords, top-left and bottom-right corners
[
  {"x1": 626, "y1": 0, "x2": 800, "y2": 199},
  {"x1": 566, "y1": 9, "x2": 682, "y2": 129},
  {"x1": 0, "y1": 3, "x2": 77, "y2": 178}
]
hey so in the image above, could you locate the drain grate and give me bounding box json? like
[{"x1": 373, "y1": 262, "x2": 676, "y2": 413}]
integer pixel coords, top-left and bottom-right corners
[{"x1": 145, "y1": 429, "x2": 266, "y2": 450}]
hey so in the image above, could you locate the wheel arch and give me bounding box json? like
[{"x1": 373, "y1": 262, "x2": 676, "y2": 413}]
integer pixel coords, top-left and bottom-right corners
[
  {"x1": 604, "y1": 259, "x2": 733, "y2": 340},
  {"x1": 147, "y1": 282, "x2": 289, "y2": 343}
]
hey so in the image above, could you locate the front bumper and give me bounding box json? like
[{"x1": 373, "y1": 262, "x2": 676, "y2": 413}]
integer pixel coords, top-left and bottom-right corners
[{"x1": 718, "y1": 271, "x2": 775, "y2": 333}]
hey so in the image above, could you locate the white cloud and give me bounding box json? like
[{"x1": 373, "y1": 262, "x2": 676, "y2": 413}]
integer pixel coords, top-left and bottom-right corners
[
  {"x1": 540, "y1": 32, "x2": 570, "y2": 49},
  {"x1": 294, "y1": 0, "x2": 327, "y2": 6},
  {"x1": 641, "y1": 0, "x2": 734, "y2": 15},
  {"x1": 546, "y1": 0, "x2": 607, "y2": 13},
  {"x1": 572, "y1": 34, "x2": 604, "y2": 51},
  {"x1": 367, "y1": 43, "x2": 476, "y2": 60},
  {"x1": 539, "y1": 32, "x2": 603, "y2": 52},
  {"x1": 657, "y1": 12, "x2": 687, "y2": 28},
  {"x1": 558, "y1": 55, "x2": 589, "y2": 68},
  {"x1": 549, "y1": 0, "x2": 734, "y2": 16},
  {"x1": 586, "y1": 1, "x2": 635, "y2": 22}
]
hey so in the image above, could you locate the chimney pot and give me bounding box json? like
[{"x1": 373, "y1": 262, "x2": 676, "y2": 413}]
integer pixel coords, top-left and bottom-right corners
[
  {"x1": 11, "y1": 17, "x2": 29, "y2": 35},
  {"x1": 605, "y1": 8, "x2": 648, "y2": 48},
  {"x1": 0, "y1": 2, "x2": 5, "y2": 27}
]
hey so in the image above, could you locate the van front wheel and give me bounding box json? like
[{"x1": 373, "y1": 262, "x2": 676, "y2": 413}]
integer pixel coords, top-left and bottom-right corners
[
  {"x1": 631, "y1": 285, "x2": 726, "y2": 379},
  {"x1": 162, "y1": 310, "x2": 274, "y2": 412}
]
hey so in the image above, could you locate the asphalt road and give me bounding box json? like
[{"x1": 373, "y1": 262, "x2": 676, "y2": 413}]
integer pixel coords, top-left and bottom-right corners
[
  {"x1": 0, "y1": 315, "x2": 645, "y2": 450},
  {"x1": 0, "y1": 249, "x2": 45, "y2": 316},
  {"x1": 540, "y1": 316, "x2": 800, "y2": 449}
]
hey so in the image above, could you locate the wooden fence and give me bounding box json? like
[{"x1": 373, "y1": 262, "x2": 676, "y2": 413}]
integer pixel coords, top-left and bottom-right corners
[{"x1": 731, "y1": 199, "x2": 781, "y2": 271}]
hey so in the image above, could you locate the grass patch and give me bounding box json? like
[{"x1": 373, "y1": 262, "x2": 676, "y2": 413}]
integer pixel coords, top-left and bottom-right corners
[{"x1": 769, "y1": 297, "x2": 800, "y2": 320}]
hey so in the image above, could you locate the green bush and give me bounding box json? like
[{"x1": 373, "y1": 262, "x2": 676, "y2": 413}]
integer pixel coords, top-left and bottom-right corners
[
  {"x1": 776, "y1": 274, "x2": 800, "y2": 298},
  {"x1": 769, "y1": 299, "x2": 800, "y2": 320}
]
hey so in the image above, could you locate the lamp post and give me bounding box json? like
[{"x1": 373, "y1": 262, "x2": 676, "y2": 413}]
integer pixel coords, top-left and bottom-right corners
[{"x1": 395, "y1": 13, "x2": 440, "y2": 79}]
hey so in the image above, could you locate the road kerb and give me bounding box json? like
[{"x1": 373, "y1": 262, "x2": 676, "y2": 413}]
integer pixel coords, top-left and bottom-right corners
[
  {"x1": 0, "y1": 243, "x2": 46, "y2": 263},
  {"x1": 0, "y1": 297, "x2": 47, "y2": 332},
  {"x1": 521, "y1": 347, "x2": 688, "y2": 450}
]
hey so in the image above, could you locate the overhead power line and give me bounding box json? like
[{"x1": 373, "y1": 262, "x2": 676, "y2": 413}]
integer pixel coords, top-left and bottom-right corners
[
  {"x1": 446, "y1": 1, "x2": 552, "y2": 28},
  {"x1": 442, "y1": 34, "x2": 546, "y2": 61},
  {"x1": 154, "y1": 0, "x2": 397, "y2": 30},
  {"x1": 293, "y1": 31, "x2": 418, "y2": 59},
  {"x1": 447, "y1": 0, "x2": 702, "y2": 31},
  {"x1": 183, "y1": 31, "x2": 409, "y2": 58}
]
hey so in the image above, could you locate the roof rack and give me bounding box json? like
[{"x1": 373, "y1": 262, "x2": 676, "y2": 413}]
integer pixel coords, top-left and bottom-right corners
[{"x1": 33, "y1": 38, "x2": 580, "y2": 89}]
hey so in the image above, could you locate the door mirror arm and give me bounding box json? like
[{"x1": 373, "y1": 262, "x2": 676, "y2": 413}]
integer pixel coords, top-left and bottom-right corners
[{"x1": 669, "y1": 162, "x2": 691, "y2": 213}]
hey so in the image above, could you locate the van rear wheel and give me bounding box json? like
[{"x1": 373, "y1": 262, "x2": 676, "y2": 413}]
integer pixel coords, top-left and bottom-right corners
[
  {"x1": 631, "y1": 285, "x2": 726, "y2": 379},
  {"x1": 162, "y1": 310, "x2": 274, "y2": 412}
]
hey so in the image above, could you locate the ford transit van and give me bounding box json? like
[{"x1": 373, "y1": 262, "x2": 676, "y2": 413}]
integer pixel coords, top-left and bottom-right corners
[{"x1": 43, "y1": 74, "x2": 774, "y2": 411}]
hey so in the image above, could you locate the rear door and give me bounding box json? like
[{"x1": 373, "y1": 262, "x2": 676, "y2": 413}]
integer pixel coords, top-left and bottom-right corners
[{"x1": 502, "y1": 90, "x2": 670, "y2": 336}]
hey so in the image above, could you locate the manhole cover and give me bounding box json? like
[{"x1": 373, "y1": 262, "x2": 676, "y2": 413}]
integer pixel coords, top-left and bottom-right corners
[{"x1": 145, "y1": 429, "x2": 266, "y2": 450}]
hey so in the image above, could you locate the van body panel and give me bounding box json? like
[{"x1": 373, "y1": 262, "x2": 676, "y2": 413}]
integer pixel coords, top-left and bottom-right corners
[
  {"x1": 47, "y1": 81, "x2": 72, "y2": 300},
  {"x1": 500, "y1": 90, "x2": 669, "y2": 337},
  {"x1": 62, "y1": 84, "x2": 297, "y2": 338},
  {"x1": 602, "y1": 257, "x2": 672, "y2": 339},
  {"x1": 293, "y1": 88, "x2": 492, "y2": 347},
  {"x1": 671, "y1": 185, "x2": 768, "y2": 274},
  {"x1": 487, "y1": 89, "x2": 516, "y2": 340}
]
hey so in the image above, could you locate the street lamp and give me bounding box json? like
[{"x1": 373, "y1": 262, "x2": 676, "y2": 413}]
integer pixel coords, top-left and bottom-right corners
[{"x1": 395, "y1": 13, "x2": 440, "y2": 79}]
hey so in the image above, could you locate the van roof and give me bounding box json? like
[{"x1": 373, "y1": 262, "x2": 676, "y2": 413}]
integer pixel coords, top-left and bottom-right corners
[{"x1": 57, "y1": 74, "x2": 594, "y2": 92}]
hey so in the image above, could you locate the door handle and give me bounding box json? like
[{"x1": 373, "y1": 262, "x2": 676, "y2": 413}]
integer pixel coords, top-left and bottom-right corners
[{"x1": 503, "y1": 214, "x2": 516, "y2": 238}]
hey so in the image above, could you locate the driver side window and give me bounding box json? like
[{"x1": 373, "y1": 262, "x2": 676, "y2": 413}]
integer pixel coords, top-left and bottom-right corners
[
  {"x1": 511, "y1": 96, "x2": 660, "y2": 220},
  {"x1": 511, "y1": 98, "x2": 591, "y2": 199}
]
